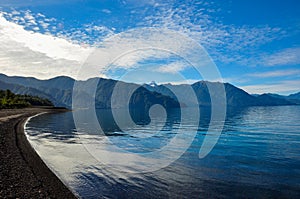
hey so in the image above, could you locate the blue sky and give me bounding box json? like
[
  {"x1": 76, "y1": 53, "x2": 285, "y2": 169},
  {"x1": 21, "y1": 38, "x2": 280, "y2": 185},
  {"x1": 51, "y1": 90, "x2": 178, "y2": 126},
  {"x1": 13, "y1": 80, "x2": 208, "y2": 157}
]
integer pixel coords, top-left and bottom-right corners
[{"x1": 0, "y1": 0, "x2": 299, "y2": 94}]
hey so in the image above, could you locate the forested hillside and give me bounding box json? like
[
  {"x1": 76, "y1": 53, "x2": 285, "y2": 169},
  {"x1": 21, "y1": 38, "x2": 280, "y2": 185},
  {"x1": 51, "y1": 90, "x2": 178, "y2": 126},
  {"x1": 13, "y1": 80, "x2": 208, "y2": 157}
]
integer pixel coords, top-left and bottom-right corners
[{"x1": 0, "y1": 89, "x2": 53, "y2": 109}]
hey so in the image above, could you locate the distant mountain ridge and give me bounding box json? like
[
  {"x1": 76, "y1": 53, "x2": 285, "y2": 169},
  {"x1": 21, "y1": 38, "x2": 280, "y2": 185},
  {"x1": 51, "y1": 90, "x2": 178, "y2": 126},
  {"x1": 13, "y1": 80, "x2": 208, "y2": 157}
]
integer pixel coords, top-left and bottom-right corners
[
  {"x1": 0, "y1": 74, "x2": 180, "y2": 110},
  {"x1": 257, "y1": 92, "x2": 300, "y2": 105},
  {"x1": 287, "y1": 92, "x2": 300, "y2": 100},
  {"x1": 144, "y1": 81, "x2": 298, "y2": 107},
  {"x1": 0, "y1": 73, "x2": 298, "y2": 109}
]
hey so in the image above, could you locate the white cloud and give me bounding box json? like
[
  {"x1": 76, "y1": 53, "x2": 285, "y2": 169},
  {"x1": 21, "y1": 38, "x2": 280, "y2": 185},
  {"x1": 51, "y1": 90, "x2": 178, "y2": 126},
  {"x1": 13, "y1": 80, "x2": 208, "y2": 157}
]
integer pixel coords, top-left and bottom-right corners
[
  {"x1": 2, "y1": 9, "x2": 58, "y2": 33},
  {"x1": 11, "y1": 10, "x2": 20, "y2": 15},
  {"x1": 0, "y1": 13, "x2": 92, "y2": 61},
  {"x1": 101, "y1": 9, "x2": 112, "y2": 14},
  {"x1": 2, "y1": 3, "x2": 288, "y2": 70},
  {"x1": 39, "y1": 20, "x2": 50, "y2": 29},
  {"x1": 1, "y1": 9, "x2": 114, "y2": 45},
  {"x1": 248, "y1": 69, "x2": 300, "y2": 78},
  {"x1": 112, "y1": 49, "x2": 171, "y2": 69},
  {"x1": 77, "y1": 27, "x2": 220, "y2": 81},
  {"x1": 261, "y1": 47, "x2": 300, "y2": 66},
  {"x1": 160, "y1": 79, "x2": 198, "y2": 85},
  {"x1": 141, "y1": 2, "x2": 285, "y2": 66},
  {"x1": 0, "y1": 12, "x2": 95, "y2": 79},
  {"x1": 0, "y1": 12, "x2": 204, "y2": 81},
  {"x1": 240, "y1": 80, "x2": 300, "y2": 94},
  {"x1": 95, "y1": 28, "x2": 205, "y2": 69},
  {"x1": 156, "y1": 61, "x2": 187, "y2": 74},
  {"x1": 24, "y1": 10, "x2": 35, "y2": 21}
]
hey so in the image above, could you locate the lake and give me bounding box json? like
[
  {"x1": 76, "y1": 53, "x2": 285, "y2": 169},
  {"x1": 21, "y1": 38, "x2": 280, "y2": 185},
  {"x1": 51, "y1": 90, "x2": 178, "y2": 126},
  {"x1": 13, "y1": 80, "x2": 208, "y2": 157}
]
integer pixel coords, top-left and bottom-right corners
[{"x1": 25, "y1": 106, "x2": 300, "y2": 198}]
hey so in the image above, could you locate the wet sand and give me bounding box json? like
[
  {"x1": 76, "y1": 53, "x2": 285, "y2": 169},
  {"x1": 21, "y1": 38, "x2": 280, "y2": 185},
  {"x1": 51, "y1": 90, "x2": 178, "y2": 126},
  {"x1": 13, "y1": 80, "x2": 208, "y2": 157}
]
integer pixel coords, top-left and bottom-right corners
[{"x1": 0, "y1": 108, "x2": 76, "y2": 198}]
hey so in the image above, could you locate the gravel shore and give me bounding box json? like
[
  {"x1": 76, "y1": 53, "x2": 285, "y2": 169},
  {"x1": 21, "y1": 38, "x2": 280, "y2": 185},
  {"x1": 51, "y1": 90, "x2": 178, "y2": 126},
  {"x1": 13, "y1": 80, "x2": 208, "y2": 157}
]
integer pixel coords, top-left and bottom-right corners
[{"x1": 0, "y1": 108, "x2": 76, "y2": 198}]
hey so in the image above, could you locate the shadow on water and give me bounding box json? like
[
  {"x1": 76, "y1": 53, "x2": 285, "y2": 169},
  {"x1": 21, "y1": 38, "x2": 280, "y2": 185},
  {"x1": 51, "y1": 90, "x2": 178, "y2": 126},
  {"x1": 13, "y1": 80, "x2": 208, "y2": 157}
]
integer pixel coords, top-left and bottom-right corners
[{"x1": 26, "y1": 112, "x2": 77, "y2": 142}]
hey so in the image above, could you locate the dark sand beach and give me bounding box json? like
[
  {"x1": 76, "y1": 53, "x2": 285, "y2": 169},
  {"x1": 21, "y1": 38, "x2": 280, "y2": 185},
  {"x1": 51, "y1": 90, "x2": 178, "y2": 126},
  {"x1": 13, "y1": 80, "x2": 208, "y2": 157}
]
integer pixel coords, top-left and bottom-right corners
[{"x1": 0, "y1": 108, "x2": 76, "y2": 198}]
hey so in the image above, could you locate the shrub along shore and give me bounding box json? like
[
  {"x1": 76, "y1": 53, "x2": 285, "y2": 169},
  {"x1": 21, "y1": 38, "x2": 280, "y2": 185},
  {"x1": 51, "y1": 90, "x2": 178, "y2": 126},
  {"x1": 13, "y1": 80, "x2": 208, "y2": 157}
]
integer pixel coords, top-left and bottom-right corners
[{"x1": 0, "y1": 89, "x2": 53, "y2": 109}]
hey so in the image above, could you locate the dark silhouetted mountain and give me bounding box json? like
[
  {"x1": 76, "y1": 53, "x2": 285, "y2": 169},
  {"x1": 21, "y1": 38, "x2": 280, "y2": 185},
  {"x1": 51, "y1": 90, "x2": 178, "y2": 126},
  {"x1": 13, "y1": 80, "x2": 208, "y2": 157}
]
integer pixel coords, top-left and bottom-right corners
[
  {"x1": 144, "y1": 81, "x2": 297, "y2": 107},
  {"x1": 0, "y1": 73, "x2": 298, "y2": 108},
  {"x1": 288, "y1": 92, "x2": 300, "y2": 100},
  {"x1": 75, "y1": 78, "x2": 180, "y2": 109},
  {"x1": 143, "y1": 83, "x2": 187, "y2": 106},
  {"x1": 263, "y1": 93, "x2": 286, "y2": 99},
  {"x1": 144, "y1": 81, "x2": 259, "y2": 107},
  {"x1": 0, "y1": 74, "x2": 180, "y2": 109},
  {"x1": 0, "y1": 74, "x2": 74, "y2": 107},
  {"x1": 0, "y1": 74, "x2": 74, "y2": 90},
  {"x1": 285, "y1": 92, "x2": 300, "y2": 105},
  {"x1": 0, "y1": 80, "x2": 58, "y2": 104},
  {"x1": 192, "y1": 81, "x2": 260, "y2": 107},
  {"x1": 254, "y1": 92, "x2": 300, "y2": 105},
  {"x1": 255, "y1": 94, "x2": 295, "y2": 106}
]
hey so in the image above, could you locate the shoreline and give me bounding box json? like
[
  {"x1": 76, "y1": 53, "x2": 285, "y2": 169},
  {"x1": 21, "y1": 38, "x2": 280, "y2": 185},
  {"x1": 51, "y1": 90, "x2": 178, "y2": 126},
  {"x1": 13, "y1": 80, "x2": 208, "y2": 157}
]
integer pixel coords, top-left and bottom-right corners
[{"x1": 0, "y1": 108, "x2": 76, "y2": 198}]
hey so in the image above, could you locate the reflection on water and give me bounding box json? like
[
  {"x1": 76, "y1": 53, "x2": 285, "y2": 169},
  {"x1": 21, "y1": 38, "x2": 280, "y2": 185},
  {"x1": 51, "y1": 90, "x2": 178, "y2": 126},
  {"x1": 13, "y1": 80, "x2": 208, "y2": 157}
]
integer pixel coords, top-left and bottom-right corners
[{"x1": 25, "y1": 106, "x2": 300, "y2": 198}]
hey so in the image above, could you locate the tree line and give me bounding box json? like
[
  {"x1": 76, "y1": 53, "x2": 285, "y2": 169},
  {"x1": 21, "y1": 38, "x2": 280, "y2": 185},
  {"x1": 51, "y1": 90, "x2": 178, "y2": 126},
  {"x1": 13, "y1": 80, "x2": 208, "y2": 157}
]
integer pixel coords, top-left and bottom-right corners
[{"x1": 0, "y1": 89, "x2": 53, "y2": 109}]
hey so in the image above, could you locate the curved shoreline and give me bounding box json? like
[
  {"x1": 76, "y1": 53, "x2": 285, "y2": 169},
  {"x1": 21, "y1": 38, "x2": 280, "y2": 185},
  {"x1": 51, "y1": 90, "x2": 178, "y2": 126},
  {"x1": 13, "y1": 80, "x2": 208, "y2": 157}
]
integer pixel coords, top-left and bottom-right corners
[{"x1": 0, "y1": 108, "x2": 76, "y2": 198}]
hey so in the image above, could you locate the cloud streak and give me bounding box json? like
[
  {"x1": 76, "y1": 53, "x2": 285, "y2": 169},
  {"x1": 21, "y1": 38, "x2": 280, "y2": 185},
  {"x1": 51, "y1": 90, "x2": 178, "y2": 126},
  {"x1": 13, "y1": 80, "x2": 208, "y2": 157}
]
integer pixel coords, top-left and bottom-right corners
[
  {"x1": 156, "y1": 61, "x2": 187, "y2": 74},
  {"x1": 141, "y1": 1, "x2": 286, "y2": 67},
  {"x1": 0, "y1": 12, "x2": 94, "y2": 79},
  {"x1": 261, "y1": 47, "x2": 300, "y2": 66},
  {"x1": 241, "y1": 80, "x2": 300, "y2": 95},
  {"x1": 248, "y1": 69, "x2": 300, "y2": 78}
]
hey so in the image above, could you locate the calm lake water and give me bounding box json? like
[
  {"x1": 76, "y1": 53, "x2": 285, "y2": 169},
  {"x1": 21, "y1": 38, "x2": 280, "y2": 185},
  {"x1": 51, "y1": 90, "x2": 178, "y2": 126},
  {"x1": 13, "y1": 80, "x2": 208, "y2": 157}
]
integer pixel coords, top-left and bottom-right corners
[{"x1": 25, "y1": 106, "x2": 300, "y2": 198}]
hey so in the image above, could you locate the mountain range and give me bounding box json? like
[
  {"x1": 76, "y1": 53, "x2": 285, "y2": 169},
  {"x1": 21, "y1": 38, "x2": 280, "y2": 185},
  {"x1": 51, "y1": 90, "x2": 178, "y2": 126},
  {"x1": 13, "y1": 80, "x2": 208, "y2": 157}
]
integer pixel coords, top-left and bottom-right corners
[{"x1": 0, "y1": 73, "x2": 299, "y2": 109}]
